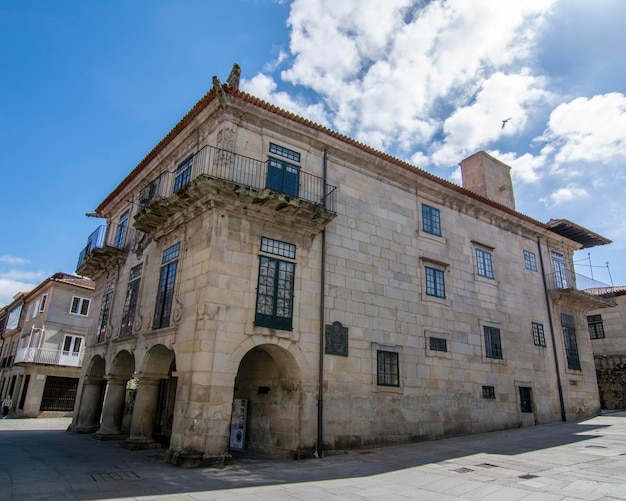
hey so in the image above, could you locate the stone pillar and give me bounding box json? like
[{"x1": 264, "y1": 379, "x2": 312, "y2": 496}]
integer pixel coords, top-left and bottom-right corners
[
  {"x1": 92, "y1": 376, "x2": 127, "y2": 441},
  {"x1": 122, "y1": 376, "x2": 162, "y2": 450},
  {"x1": 72, "y1": 377, "x2": 104, "y2": 434}
]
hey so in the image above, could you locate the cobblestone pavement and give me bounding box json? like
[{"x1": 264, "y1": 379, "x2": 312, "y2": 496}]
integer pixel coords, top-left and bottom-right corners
[{"x1": 1, "y1": 412, "x2": 626, "y2": 500}]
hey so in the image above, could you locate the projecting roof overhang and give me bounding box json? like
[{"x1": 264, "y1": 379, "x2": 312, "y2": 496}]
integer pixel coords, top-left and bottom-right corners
[{"x1": 546, "y1": 219, "x2": 612, "y2": 249}]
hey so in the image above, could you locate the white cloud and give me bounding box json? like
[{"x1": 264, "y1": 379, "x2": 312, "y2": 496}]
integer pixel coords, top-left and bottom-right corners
[
  {"x1": 0, "y1": 270, "x2": 46, "y2": 306},
  {"x1": 540, "y1": 184, "x2": 589, "y2": 207},
  {"x1": 0, "y1": 255, "x2": 30, "y2": 265}
]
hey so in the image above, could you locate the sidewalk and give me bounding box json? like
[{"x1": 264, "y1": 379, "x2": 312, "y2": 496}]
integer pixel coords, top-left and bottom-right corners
[{"x1": 1, "y1": 412, "x2": 626, "y2": 500}]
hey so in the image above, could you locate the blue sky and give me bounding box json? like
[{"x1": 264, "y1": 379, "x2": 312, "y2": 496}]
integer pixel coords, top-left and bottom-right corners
[{"x1": 1, "y1": 0, "x2": 625, "y2": 305}]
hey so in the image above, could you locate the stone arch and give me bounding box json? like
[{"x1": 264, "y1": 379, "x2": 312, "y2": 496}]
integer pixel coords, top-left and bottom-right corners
[
  {"x1": 109, "y1": 349, "x2": 135, "y2": 378},
  {"x1": 232, "y1": 342, "x2": 304, "y2": 457}
]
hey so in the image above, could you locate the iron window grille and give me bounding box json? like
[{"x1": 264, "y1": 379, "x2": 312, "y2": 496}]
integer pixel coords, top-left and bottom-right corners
[
  {"x1": 269, "y1": 142, "x2": 301, "y2": 163},
  {"x1": 39, "y1": 376, "x2": 79, "y2": 412},
  {"x1": 377, "y1": 350, "x2": 399, "y2": 387},
  {"x1": 523, "y1": 250, "x2": 538, "y2": 271},
  {"x1": 425, "y1": 266, "x2": 446, "y2": 298},
  {"x1": 561, "y1": 313, "x2": 581, "y2": 370},
  {"x1": 429, "y1": 337, "x2": 447, "y2": 352},
  {"x1": 484, "y1": 326, "x2": 503, "y2": 359},
  {"x1": 519, "y1": 386, "x2": 533, "y2": 413},
  {"x1": 153, "y1": 243, "x2": 179, "y2": 330},
  {"x1": 532, "y1": 322, "x2": 546, "y2": 347},
  {"x1": 482, "y1": 386, "x2": 496, "y2": 399},
  {"x1": 587, "y1": 315, "x2": 605, "y2": 339},
  {"x1": 121, "y1": 263, "x2": 143, "y2": 337},
  {"x1": 422, "y1": 204, "x2": 442, "y2": 236},
  {"x1": 476, "y1": 248, "x2": 494, "y2": 279},
  {"x1": 173, "y1": 156, "x2": 193, "y2": 192}
]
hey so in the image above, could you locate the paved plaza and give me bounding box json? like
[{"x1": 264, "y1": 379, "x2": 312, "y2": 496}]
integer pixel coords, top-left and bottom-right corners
[{"x1": 1, "y1": 412, "x2": 626, "y2": 500}]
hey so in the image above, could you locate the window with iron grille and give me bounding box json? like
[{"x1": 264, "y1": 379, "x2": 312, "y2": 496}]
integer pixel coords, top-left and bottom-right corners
[
  {"x1": 269, "y1": 142, "x2": 301, "y2": 163},
  {"x1": 70, "y1": 296, "x2": 90, "y2": 316},
  {"x1": 476, "y1": 248, "x2": 494, "y2": 279},
  {"x1": 429, "y1": 337, "x2": 447, "y2": 352},
  {"x1": 422, "y1": 204, "x2": 442, "y2": 236},
  {"x1": 96, "y1": 279, "x2": 115, "y2": 343},
  {"x1": 532, "y1": 322, "x2": 546, "y2": 347},
  {"x1": 482, "y1": 385, "x2": 496, "y2": 399},
  {"x1": 523, "y1": 250, "x2": 537, "y2": 271},
  {"x1": 377, "y1": 350, "x2": 399, "y2": 387},
  {"x1": 174, "y1": 156, "x2": 193, "y2": 192},
  {"x1": 484, "y1": 326, "x2": 502, "y2": 359},
  {"x1": 121, "y1": 263, "x2": 142, "y2": 337},
  {"x1": 153, "y1": 244, "x2": 179, "y2": 330},
  {"x1": 587, "y1": 314, "x2": 605, "y2": 339},
  {"x1": 39, "y1": 376, "x2": 79, "y2": 412},
  {"x1": 519, "y1": 386, "x2": 533, "y2": 413},
  {"x1": 561, "y1": 313, "x2": 581, "y2": 370},
  {"x1": 425, "y1": 266, "x2": 446, "y2": 298}
]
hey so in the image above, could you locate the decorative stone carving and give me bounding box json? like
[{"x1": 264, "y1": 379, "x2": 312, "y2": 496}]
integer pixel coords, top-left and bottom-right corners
[{"x1": 226, "y1": 63, "x2": 241, "y2": 90}]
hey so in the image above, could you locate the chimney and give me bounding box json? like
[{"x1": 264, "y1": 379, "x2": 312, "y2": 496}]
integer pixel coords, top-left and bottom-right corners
[{"x1": 459, "y1": 151, "x2": 516, "y2": 210}]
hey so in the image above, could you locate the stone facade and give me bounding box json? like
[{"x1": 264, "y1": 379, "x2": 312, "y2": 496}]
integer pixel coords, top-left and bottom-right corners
[
  {"x1": 0, "y1": 273, "x2": 95, "y2": 417},
  {"x1": 71, "y1": 78, "x2": 613, "y2": 465},
  {"x1": 589, "y1": 289, "x2": 626, "y2": 410}
]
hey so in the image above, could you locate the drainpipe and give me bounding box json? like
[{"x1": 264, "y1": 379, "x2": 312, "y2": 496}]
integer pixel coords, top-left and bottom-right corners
[
  {"x1": 317, "y1": 149, "x2": 328, "y2": 457},
  {"x1": 537, "y1": 237, "x2": 567, "y2": 422}
]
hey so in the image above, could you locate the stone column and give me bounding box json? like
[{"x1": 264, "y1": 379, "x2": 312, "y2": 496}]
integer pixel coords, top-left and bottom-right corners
[
  {"x1": 72, "y1": 377, "x2": 104, "y2": 434},
  {"x1": 92, "y1": 376, "x2": 127, "y2": 441},
  {"x1": 122, "y1": 376, "x2": 162, "y2": 450}
]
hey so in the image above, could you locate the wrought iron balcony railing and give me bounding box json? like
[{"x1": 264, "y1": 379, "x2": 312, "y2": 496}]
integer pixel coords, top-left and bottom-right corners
[
  {"x1": 15, "y1": 346, "x2": 84, "y2": 368},
  {"x1": 137, "y1": 145, "x2": 337, "y2": 213},
  {"x1": 76, "y1": 221, "x2": 138, "y2": 270},
  {"x1": 545, "y1": 269, "x2": 615, "y2": 300}
]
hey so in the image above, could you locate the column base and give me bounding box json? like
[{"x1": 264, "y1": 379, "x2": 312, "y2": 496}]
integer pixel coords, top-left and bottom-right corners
[
  {"x1": 71, "y1": 425, "x2": 100, "y2": 434},
  {"x1": 164, "y1": 449, "x2": 232, "y2": 468},
  {"x1": 121, "y1": 438, "x2": 162, "y2": 450},
  {"x1": 92, "y1": 432, "x2": 127, "y2": 441}
]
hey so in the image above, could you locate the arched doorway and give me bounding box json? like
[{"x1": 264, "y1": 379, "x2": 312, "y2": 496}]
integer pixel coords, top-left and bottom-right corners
[{"x1": 233, "y1": 344, "x2": 302, "y2": 457}]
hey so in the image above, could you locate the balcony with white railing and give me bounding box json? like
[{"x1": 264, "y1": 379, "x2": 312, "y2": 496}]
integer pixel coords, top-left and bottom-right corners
[
  {"x1": 545, "y1": 269, "x2": 616, "y2": 308},
  {"x1": 14, "y1": 346, "x2": 84, "y2": 368},
  {"x1": 134, "y1": 145, "x2": 337, "y2": 237},
  {"x1": 76, "y1": 221, "x2": 142, "y2": 278}
]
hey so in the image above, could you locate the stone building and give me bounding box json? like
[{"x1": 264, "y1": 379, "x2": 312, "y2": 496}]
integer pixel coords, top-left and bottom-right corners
[
  {"x1": 587, "y1": 286, "x2": 626, "y2": 410},
  {"x1": 71, "y1": 70, "x2": 614, "y2": 466},
  {"x1": 0, "y1": 273, "x2": 95, "y2": 417}
]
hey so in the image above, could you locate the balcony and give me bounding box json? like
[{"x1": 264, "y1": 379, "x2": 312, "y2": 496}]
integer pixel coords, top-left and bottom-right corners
[
  {"x1": 545, "y1": 270, "x2": 616, "y2": 308},
  {"x1": 134, "y1": 145, "x2": 337, "y2": 237},
  {"x1": 76, "y1": 222, "x2": 141, "y2": 278},
  {"x1": 14, "y1": 347, "x2": 84, "y2": 368}
]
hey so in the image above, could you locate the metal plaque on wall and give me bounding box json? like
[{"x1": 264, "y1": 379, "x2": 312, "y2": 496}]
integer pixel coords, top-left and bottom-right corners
[{"x1": 325, "y1": 321, "x2": 348, "y2": 356}]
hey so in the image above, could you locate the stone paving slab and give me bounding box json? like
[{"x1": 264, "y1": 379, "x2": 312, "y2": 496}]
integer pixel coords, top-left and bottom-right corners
[{"x1": 1, "y1": 412, "x2": 626, "y2": 500}]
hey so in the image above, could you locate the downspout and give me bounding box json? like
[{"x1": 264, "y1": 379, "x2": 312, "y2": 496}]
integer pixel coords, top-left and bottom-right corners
[
  {"x1": 537, "y1": 237, "x2": 567, "y2": 421},
  {"x1": 317, "y1": 149, "x2": 328, "y2": 457}
]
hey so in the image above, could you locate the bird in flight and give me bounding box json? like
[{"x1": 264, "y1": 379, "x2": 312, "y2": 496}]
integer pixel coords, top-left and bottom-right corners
[{"x1": 501, "y1": 117, "x2": 512, "y2": 129}]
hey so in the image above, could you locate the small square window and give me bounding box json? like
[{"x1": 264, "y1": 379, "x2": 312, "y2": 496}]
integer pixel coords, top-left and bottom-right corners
[
  {"x1": 532, "y1": 322, "x2": 546, "y2": 347},
  {"x1": 587, "y1": 315, "x2": 605, "y2": 339},
  {"x1": 429, "y1": 337, "x2": 447, "y2": 352},
  {"x1": 476, "y1": 249, "x2": 494, "y2": 279},
  {"x1": 422, "y1": 204, "x2": 441, "y2": 236},
  {"x1": 376, "y1": 350, "x2": 399, "y2": 387},
  {"x1": 70, "y1": 296, "x2": 90, "y2": 316},
  {"x1": 425, "y1": 267, "x2": 446, "y2": 298},
  {"x1": 523, "y1": 250, "x2": 537, "y2": 271},
  {"x1": 482, "y1": 386, "x2": 496, "y2": 399}
]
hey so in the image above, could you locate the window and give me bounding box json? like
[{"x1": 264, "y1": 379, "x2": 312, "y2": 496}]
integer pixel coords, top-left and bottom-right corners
[
  {"x1": 255, "y1": 238, "x2": 296, "y2": 330},
  {"x1": 482, "y1": 386, "x2": 496, "y2": 399},
  {"x1": 552, "y1": 251, "x2": 568, "y2": 288},
  {"x1": 519, "y1": 386, "x2": 533, "y2": 413},
  {"x1": 267, "y1": 157, "x2": 300, "y2": 197},
  {"x1": 39, "y1": 294, "x2": 47, "y2": 312},
  {"x1": 121, "y1": 264, "x2": 142, "y2": 337},
  {"x1": 523, "y1": 250, "x2": 537, "y2": 271},
  {"x1": 70, "y1": 296, "x2": 90, "y2": 316},
  {"x1": 561, "y1": 313, "x2": 581, "y2": 370},
  {"x1": 484, "y1": 326, "x2": 503, "y2": 359},
  {"x1": 174, "y1": 155, "x2": 193, "y2": 192},
  {"x1": 114, "y1": 210, "x2": 129, "y2": 248},
  {"x1": 6, "y1": 304, "x2": 23, "y2": 330},
  {"x1": 425, "y1": 267, "x2": 445, "y2": 298},
  {"x1": 587, "y1": 315, "x2": 605, "y2": 339},
  {"x1": 376, "y1": 350, "x2": 399, "y2": 387},
  {"x1": 429, "y1": 337, "x2": 447, "y2": 352},
  {"x1": 532, "y1": 322, "x2": 546, "y2": 347},
  {"x1": 269, "y1": 142, "x2": 301, "y2": 163},
  {"x1": 421, "y1": 204, "x2": 441, "y2": 236},
  {"x1": 476, "y1": 249, "x2": 494, "y2": 279},
  {"x1": 153, "y1": 243, "x2": 180, "y2": 329},
  {"x1": 96, "y1": 280, "x2": 115, "y2": 343}
]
